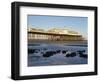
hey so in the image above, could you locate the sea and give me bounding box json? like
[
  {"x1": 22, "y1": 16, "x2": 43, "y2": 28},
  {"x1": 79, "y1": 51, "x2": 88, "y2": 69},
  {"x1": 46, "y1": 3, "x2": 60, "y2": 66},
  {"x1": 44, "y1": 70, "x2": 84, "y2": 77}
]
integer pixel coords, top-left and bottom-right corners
[{"x1": 28, "y1": 43, "x2": 88, "y2": 66}]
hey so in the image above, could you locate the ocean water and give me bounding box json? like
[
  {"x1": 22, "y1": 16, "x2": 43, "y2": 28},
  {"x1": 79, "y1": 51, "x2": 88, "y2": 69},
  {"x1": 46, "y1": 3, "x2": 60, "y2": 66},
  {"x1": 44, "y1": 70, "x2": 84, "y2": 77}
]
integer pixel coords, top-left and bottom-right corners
[{"x1": 28, "y1": 43, "x2": 88, "y2": 66}]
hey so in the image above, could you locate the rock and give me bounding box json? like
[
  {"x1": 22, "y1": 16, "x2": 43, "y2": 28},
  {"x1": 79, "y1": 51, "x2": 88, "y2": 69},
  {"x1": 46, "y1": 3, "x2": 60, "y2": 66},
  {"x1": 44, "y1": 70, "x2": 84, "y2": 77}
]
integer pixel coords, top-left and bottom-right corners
[
  {"x1": 42, "y1": 51, "x2": 55, "y2": 57},
  {"x1": 28, "y1": 49, "x2": 40, "y2": 54},
  {"x1": 70, "y1": 52, "x2": 76, "y2": 57},
  {"x1": 66, "y1": 53, "x2": 71, "y2": 57},
  {"x1": 79, "y1": 54, "x2": 88, "y2": 58},
  {"x1": 66, "y1": 52, "x2": 76, "y2": 57},
  {"x1": 78, "y1": 50, "x2": 88, "y2": 58},
  {"x1": 28, "y1": 49, "x2": 35, "y2": 53},
  {"x1": 56, "y1": 50, "x2": 61, "y2": 53},
  {"x1": 62, "y1": 50, "x2": 67, "y2": 54}
]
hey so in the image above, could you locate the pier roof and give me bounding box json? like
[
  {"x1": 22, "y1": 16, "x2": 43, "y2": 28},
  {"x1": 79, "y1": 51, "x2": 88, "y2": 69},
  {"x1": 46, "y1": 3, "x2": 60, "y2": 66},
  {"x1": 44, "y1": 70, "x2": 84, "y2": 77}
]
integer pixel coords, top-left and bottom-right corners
[{"x1": 28, "y1": 27, "x2": 81, "y2": 36}]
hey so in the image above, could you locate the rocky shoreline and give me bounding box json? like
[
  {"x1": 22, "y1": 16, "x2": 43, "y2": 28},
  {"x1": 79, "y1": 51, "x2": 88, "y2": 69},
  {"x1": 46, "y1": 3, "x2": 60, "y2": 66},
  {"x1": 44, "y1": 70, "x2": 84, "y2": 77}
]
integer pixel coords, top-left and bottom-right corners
[{"x1": 28, "y1": 48, "x2": 87, "y2": 58}]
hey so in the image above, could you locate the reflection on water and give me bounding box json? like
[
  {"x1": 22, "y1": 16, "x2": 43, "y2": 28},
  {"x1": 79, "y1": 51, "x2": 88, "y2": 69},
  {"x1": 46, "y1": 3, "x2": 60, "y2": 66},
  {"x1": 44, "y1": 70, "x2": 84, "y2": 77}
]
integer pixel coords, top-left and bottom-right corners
[{"x1": 28, "y1": 43, "x2": 88, "y2": 66}]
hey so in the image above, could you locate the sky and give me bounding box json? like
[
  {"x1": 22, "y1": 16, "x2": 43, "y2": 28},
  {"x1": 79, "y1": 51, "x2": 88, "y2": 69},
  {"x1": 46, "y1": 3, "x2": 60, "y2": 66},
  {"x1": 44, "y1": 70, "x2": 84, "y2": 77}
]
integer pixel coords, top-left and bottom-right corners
[{"x1": 27, "y1": 15, "x2": 88, "y2": 39}]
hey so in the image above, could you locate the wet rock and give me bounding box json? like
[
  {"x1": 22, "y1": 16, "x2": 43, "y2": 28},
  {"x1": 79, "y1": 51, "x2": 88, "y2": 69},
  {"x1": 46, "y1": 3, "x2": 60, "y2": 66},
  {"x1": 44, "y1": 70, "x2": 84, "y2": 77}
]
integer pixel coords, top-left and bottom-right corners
[
  {"x1": 35, "y1": 51, "x2": 38, "y2": 53},
  {"x1": 77, "y1": 50, "x2": 85, "y2": 56},
  {"x1": 28, "y1": 49, "x2": 40, "y2": 54},
  {"x1": 62, "y1": 50, "x2": 67, "y2": 54},
  {"x1": 34, "y1": 49, "x2": 40, "y2": 53},
  {"x1": 42, "y1": 51, "x2": 55, "y2": 57},
  {"x1": 70, "y1": 52, "x2": 76, "y2": 57},
  {"x1": 78, "y1": 50, "x2": 88, "y2": 58},
  {"x1": 56, "y1": 50, "x2": 61, "y2": 53},
  {"x1": 66, "y1": 53, "x2": 71, "y2": 57},
  {"x1": 28, "y1": 49, "x2": 35, "y2": 53},
  {"x1": 79, "y1": 54, "x2": 88, "y2": 58},
  {"x1": 66, "y1": 52, "x2": 76, "y2": 57}
]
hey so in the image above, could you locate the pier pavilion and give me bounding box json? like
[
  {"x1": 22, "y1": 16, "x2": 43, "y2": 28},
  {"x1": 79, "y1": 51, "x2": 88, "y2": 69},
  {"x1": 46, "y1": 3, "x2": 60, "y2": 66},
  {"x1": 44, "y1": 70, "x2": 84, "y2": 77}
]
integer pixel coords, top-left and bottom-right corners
[{"x1": 28, "y1": 28, "x2": 84, "y2": 41}]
